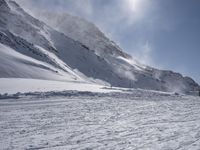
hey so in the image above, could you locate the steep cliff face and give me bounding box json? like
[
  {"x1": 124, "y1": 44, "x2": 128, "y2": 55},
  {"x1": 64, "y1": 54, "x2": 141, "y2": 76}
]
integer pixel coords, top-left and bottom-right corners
[{"x1": 0, "y1": 0, "x2": 199, "y2": 93}]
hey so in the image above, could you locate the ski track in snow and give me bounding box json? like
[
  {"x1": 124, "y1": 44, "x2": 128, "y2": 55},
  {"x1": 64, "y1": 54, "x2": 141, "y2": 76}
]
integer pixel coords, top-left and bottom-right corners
[{"x1": 1, "y1": 92, "x2": 200, "y2": 150}]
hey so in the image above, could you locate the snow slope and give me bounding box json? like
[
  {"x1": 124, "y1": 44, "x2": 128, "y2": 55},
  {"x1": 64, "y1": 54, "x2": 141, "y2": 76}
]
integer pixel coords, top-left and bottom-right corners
[
  {"x1": 0, "y1": 78, "x2": 123, "y2": 95},
  {"x1": 0, "y1": 0, "x2": 199, "y2": 94},
  {"x1": 0, "y1": 43, "x2": 81, "y2": 81}
]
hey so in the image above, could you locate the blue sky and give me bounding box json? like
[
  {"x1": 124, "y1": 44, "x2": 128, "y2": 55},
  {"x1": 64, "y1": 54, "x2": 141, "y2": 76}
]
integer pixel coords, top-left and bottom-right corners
[{"x1": 16, "y1": 0, "x2": 200, "y2": 83}]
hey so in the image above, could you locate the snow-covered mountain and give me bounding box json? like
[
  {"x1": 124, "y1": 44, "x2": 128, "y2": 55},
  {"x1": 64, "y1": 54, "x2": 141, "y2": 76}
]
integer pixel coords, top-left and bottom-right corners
[{"x1": 0, "y1": 0, "x2": 199, "y2": 94}]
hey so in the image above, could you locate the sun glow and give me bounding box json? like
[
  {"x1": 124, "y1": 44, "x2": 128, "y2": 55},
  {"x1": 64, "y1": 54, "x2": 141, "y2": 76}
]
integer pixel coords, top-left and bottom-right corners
[
  {"x1": 125, "y1": 0, "x2": 149, "y2": 19},
  {"x1": 127, "y1": 0, "x2": 142, "y2": 12}
]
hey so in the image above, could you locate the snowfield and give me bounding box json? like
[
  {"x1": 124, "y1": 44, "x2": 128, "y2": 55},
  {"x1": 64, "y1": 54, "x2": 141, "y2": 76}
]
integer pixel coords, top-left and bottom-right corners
[
  {"x1": 1, "y1": 89, "x2": 200, "y2": 150},
  {"x1": 0, "y1": 78, "x2": 114, "y2": 95}
]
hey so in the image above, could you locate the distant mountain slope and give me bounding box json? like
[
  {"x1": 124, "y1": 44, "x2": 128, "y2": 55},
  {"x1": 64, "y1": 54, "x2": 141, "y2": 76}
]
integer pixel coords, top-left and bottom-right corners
[
  {"x1": 34, "y1": 12, "x2": 129, "y2": 58},
  {"x1": 0, "y1": 0, "x2": 199, "y2": 94}
]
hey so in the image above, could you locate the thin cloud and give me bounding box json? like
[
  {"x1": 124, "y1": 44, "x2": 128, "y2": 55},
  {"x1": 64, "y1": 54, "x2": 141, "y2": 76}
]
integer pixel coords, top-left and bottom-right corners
[
  {"x1": 132, "y1": 41, "x2": 154, "y2": 66},
  {"x1": 122, "y1": 0, "x2": 154, "y2": 25}
]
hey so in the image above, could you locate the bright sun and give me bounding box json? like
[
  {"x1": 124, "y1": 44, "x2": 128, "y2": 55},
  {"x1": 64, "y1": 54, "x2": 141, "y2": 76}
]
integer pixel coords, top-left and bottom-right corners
[
  {"x1": 125, "y1": 0, "x2": 149, "y2": 18},
  {"x1": 127, "y1": 0, "x2": 145, "y2": 12}
]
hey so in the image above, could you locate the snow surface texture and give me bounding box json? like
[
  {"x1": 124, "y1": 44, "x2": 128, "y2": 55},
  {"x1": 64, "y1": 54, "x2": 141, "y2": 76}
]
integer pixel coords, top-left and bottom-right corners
[
  {"x1": 1, "y1": 90, "x2": 200, "y2": 150},
  {"x1": 0, "y1": 0, "x2": 199, "y2": 94}
]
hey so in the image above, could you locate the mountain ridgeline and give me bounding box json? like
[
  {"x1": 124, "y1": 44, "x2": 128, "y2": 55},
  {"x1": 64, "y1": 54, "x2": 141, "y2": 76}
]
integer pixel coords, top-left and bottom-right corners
[{"x1": 0, "y1": 0, "x2": 199, "y2": 94}]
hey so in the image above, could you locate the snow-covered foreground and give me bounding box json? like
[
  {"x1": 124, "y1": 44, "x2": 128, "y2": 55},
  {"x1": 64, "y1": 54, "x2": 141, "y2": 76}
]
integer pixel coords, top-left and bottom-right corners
[{"x1": 1, "y1": 90, "x2": 200, "y2": 150}]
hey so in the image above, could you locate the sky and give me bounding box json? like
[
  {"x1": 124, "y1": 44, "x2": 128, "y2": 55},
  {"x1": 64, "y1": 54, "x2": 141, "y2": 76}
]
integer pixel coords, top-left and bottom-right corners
[{"x1": 16, "y1": 0, "x2": 200, "y2": 83}]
